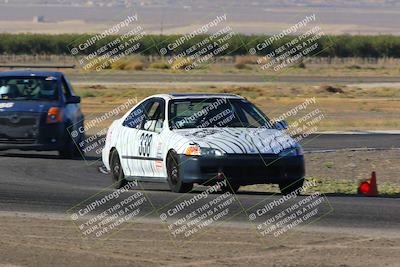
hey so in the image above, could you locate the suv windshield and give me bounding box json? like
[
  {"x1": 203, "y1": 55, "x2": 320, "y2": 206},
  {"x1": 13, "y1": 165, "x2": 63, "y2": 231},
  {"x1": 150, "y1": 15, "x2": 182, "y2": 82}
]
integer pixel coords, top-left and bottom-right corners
[
  {"x1": 0, "y1": 77, "x2": 59, "y2": 101},
  {"x1": 169, "y1": 98, "x2": 272, "y2": 129}
]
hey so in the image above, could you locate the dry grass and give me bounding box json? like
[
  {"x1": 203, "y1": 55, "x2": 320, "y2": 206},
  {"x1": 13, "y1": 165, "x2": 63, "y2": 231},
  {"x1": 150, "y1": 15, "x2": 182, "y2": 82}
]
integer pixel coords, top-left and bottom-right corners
[
  {"x1": 110, "y1": 56, "x2": 145, "y2": 71},
  {"x1": 234, "y1": 56, "x2": 258, "y2": 70},
  {"x1": 73, "y1": 83, "x2": 400, "y2": 132},
  {"x1": 171, "y1": 57, "x2": 193, "y2": 70},
  {"x1": 242, "y1": 150, "x2": 400, "y2": 196},
  {"x1": 149, "y1": 61, "x2": 170, "y2": 69}
]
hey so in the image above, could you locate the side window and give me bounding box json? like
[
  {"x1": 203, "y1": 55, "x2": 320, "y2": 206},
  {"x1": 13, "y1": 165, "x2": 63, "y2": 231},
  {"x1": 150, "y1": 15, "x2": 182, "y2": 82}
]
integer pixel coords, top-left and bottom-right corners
[
  {"x1": 123, "y1": 102, "x2": 146, "y2": 129},
  {"x1": 61, "y1": 78, "x2": 71, "y2": 97},
  {"x1": 142, "y1": 99, "x2": 165, "y2": 133}
]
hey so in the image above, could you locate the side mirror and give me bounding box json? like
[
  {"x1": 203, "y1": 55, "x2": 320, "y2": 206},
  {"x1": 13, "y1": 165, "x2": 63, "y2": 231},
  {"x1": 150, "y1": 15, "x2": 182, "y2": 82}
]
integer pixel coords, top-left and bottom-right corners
[
  {"x1": 66, "y1": 96, "x2": 81, "y2": 104},
  {"x1": 273, "y1": 120, "x2": 288, "y2": 130}
]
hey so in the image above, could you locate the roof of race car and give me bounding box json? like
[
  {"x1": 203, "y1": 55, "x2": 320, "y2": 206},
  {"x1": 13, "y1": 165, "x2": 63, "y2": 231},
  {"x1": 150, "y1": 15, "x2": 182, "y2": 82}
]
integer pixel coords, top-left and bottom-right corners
[
  {"x1": 159, "y1": 93, "x2": 244, "y2": 99},
  {"x1": 0, "y1": 70, "x2": 63, "y2": 78}
]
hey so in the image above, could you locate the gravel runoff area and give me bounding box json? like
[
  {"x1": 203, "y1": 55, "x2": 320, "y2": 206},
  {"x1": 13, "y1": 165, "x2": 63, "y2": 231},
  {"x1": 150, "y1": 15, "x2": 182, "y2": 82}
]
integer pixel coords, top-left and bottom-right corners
[
  {"x1": 306, "y1": 150, "x2": 400, "y2": 185},
  {"x1": 0, "y1": 214, "x2": 399, "y2": 267},
  {"x1": 243, "y1": 149, "x2": 400, "y2": 195}
]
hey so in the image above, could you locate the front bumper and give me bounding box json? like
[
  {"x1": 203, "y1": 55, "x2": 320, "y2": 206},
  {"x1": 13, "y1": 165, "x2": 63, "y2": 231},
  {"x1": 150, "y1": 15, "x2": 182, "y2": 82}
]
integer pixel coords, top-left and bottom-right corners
[
  {"x1": 178, "y1": 154, "x2": 305, "y2": 185},
  {"x1": 0, "y1": 123, "x2": 66, "y2": 151}
]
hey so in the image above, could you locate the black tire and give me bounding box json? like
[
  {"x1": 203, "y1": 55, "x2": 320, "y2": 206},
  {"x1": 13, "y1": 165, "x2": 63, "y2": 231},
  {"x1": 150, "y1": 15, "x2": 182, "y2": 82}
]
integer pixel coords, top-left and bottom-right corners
[
  {"x1": 110, "y1": 150, "x2": 127, "y2": 189},
  {"x1": 279, "y1": 178, "x2": 304, "y2": 195},
  {"x1": 166, "y1": 152, "x2": 193, "y2": 193},
  {"x1": 73, "y1": 132, "x2": 85, "y2": 157},
  {"x1": 59, "y1": 124, "x2": 83, "y2": 159},
  {"x1": 73, "y1": 120, "x2": 86, "y2": 157},
  {"x1": 58, "y1": 137, "x2": 74, "y2": 159},
  {"x1": 221, "y1": 182, "x2": 240, "y2": 194}
]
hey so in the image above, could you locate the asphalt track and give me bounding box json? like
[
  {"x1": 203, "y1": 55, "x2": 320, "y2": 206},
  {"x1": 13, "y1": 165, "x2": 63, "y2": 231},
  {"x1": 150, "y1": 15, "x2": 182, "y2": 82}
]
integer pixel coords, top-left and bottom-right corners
[
  {"x1": 70, "y1": 73, "x2": 400, "y2": 84},
  {"x1": 0, "y1": 133, "x2": 399, "y2": 232},
  {"x1": 301, "y1": 133, "x2": 400, "y2": 152}
]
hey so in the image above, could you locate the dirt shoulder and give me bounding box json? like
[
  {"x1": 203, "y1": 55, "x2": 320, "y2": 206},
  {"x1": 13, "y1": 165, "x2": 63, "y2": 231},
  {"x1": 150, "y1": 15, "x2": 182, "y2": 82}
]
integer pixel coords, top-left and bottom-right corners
[
  {"x1": 0, "y1": 215, "x2": 399, "y2": 267},
  {"x1": 75, "y1": 82, "x2": 400, "y2": 133},
  {"x1": 243, "y1": 150, "x2": 400, "y2": 195},
  {"x1": 306, "y1": 150, "x2": 400, "y2": 185}
]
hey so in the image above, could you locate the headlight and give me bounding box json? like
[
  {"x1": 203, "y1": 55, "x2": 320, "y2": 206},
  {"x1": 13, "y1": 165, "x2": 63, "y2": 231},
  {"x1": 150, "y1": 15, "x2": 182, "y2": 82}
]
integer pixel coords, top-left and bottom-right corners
[
  {"x1": 184, "y1": 144, "x2": 224, "y2": 156},
  {"x1": 279, "y1": 146, "x2": 303, "y2": 157},
  {"x1": 46, "y1": 107, "x2": 63, "y2": 124},
  {"x1": 201, "y1": 147, "x2": 224, "y2": 156}
]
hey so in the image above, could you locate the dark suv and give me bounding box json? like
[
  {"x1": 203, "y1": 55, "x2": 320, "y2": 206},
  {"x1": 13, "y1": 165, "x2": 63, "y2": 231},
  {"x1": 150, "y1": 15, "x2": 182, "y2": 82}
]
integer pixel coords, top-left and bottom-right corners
[{"x1": 0, "y1": 70, "x2": 85, "y2": 158}]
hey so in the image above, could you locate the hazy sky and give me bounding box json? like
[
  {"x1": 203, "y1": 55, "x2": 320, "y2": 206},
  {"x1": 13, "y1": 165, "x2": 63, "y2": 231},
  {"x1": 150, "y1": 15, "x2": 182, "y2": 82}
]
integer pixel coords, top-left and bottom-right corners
[{"x1": 1, "y1": 0, "x2": 400, "y2": 35}]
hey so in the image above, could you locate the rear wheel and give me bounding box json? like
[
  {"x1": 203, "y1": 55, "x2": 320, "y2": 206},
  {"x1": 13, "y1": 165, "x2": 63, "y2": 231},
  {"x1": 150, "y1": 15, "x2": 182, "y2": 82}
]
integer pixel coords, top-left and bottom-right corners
[
  {"x1": 166, "y1": 152, "x2": 193, "y2": 193},
  {"x1": 110, "y1": 150, "x2": 127, "y2": 189},
  {"x1": 279, "y1": 178, "x2": 304, "y2": 195}
]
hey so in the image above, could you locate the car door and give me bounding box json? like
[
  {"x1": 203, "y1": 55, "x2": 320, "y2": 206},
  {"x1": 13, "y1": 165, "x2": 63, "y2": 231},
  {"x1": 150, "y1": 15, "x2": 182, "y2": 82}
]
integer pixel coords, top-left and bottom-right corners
[
  {"x1": 135, "y1": 98, "x2": 166, "y2": 179},
  {"x1": 120, "y1": 98, "x2": 165, "y2": 179},
  {"x1": 119, "y1": 100, "x2": 148, "y2": 177}
]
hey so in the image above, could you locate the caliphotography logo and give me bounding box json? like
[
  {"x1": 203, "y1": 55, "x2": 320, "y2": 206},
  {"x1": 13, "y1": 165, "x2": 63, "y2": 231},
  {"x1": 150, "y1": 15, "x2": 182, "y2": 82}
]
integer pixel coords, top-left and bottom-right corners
[
  {"x1": 67, "y1": 180, "x2": 154, "y2": 241},
  {"x1": 68, "y1": 97, "x2": 139, "y2": 165},
  {"x1": 154, "y1": 174, "x2": 247, "y2": 247}
]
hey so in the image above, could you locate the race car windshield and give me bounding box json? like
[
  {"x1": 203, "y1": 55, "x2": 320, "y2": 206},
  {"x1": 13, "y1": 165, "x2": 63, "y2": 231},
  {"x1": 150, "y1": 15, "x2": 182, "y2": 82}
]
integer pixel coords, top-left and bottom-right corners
[
  {"x1": 0, "y1": 77, "x2": 58, "y2": 101},
  {"x1": 169, "y1": 98, "x2": 273, "y2": 129}
]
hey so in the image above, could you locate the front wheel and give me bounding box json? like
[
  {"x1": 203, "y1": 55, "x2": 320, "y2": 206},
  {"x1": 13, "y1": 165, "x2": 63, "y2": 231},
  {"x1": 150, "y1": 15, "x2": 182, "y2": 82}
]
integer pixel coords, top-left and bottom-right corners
[
  {"x1": 110, "y1": 150, "x2": 127, "y2": 189},
  {"x1": 58, "y1": 137, "x2": 74, "y2": 159},
  {"x1": 59, "y1": 126, "x2": 83, "y2": 159},
  {"x1": 279, "y1": 178, "x2": 304, "y2": 195},
  {"x1": 166, "y1": 152, "x2": 193, "y2": 193}
]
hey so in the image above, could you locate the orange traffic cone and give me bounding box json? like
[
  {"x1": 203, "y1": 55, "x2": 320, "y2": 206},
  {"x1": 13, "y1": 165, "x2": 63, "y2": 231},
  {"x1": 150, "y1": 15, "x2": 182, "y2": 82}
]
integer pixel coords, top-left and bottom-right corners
[
  {"x1": 366, "y1": 171, "x2": 378, "y2": 196},
  {"x1": 358, "y1": 171, "x2": 379, "y2": 196}
]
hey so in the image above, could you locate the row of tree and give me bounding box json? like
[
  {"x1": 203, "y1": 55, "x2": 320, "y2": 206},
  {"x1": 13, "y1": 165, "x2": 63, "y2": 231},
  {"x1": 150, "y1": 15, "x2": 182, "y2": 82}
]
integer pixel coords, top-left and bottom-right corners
[{"x1": 0, "y1": 33, "x2": 400, "y2": 58}]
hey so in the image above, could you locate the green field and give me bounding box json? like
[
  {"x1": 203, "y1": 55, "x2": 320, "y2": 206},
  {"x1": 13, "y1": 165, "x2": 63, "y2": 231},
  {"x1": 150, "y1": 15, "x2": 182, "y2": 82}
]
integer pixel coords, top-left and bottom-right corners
[{"x1": 2, "y1": 33, "x2": 400, "y2": 58}]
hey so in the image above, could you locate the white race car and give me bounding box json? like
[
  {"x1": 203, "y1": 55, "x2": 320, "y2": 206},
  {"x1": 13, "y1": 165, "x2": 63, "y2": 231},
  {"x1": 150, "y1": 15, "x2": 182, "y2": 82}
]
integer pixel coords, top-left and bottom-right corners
[{"x1": 102, "y1": 93, "x2": 305, "y2": 194}]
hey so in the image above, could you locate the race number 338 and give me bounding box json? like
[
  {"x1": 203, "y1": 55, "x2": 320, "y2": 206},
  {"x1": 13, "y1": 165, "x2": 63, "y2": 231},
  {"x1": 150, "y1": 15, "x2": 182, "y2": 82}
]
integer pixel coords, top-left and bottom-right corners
[{"x1": 139, "y1": 133, "x2": 153, "y2": 157}]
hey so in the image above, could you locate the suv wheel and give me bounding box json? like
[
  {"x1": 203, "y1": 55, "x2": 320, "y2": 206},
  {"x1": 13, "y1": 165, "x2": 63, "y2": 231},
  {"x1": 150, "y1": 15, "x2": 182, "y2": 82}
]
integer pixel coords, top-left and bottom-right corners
[
  {"x1": 279, "y1": 178, "x2": 304, "y2": 195},
  {"x1": 221, "y1": 182, "x2": 240, "y2": 193},
  {"x1": 59, "y1": 137, "x2": 74, "y2": 159}
]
